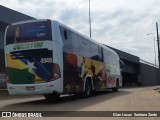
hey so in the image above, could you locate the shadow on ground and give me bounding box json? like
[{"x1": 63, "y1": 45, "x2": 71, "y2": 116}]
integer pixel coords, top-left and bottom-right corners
[{"x1": 1, "y1": 89, "x2": 131, "y2": 111}]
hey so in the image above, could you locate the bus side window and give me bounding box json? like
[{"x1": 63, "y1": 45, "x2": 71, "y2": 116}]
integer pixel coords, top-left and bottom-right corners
[
  {"x1": 90, "y1": 43, "x2": 102, "y2": 61},
  {"x1": 64, "y1": 30, "x2": 68, "y2": 40},
  {"x1": 78, "y1": 36, "x2": 91, "y2": 58},
  {"x1": 60, "y1": 28, "x2": 79, "y2": 54},
  {"x1": 103, "y1": 48, "x2": 109, "y2": 64},
  {"x1": 100, "y1": 47, "x2": 103, "y2": 62},
  {"x1": 98, "y1": 46, "x2": 103, "y2": 62}
]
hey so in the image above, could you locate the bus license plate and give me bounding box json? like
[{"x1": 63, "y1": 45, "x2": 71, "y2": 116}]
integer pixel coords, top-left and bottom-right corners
[{"x1": 26, "y1": 86, "x2": 35, "y2": 91}]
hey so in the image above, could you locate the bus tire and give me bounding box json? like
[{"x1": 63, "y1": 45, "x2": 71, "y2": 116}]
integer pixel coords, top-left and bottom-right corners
[
  {"x1": 112, "y1": 79, "x2": 119, "y2": 92},
  {"x1": 44, "y1": 93, "x2": 60, "y2": 101},
  {"x1": 84, "y1": 78, "x2": 92, "y2": 97}
]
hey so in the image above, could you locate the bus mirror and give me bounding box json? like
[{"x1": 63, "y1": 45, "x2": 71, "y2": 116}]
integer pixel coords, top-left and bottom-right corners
[
  {"x1": 119, "y1": 60, "x2": 125, "y2": 69},
  {"x1": 64, "y1": 30, "x2": 68, "y2": 40}
]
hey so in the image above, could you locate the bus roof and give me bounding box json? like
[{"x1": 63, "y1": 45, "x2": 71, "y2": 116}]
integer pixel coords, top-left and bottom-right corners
[
  {"x1": 55, "y1": 20, "x2": 119, "y2": 59},
  {"x1": 11, "y1": 19, "x2": 50, "y2": 25}
]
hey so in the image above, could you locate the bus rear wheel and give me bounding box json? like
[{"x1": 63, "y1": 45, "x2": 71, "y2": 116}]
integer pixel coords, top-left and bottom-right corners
[
  {"x1": 84, "y1": 79, "x2": 92, "y2": 97},
  {"x1": 112, "y1": 79, "x2": 119, "y2": 92},
  {"x1": 44, "y1": 93, "x2": 60, "y2": 101}
]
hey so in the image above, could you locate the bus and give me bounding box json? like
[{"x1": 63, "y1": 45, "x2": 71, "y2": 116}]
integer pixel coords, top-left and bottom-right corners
[{"x1": 4, "y1": 19, "x2": 122, "y2": 100}]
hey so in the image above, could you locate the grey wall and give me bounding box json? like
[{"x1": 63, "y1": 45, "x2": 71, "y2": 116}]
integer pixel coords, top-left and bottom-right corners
[
  {"x1": 140, "y1": 63, "x2": 159, "y2": 86},
  {"x1": 156, "y1": 70, "x2": 160, "y2": 85},
  {"x1": 122, "y1": 61, "x2": 136, "y2": 73},
  {"x1": 0, "y1": 22, "x2": 6, "y2": 73},
  {"x1": 0, "y1": 5, "x2": 34, "y2": 24},
  {"x1": 0, "y1": 22, "x2": 7, "y2": 48},
  {"x1": 0, "y1": 27, "x2": 4, "y2": 48}
]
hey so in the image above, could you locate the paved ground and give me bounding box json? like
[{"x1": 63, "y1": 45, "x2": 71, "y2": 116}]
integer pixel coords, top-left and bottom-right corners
[{"x1": 0, "y1": 86, "x2": 160, "y2": 120}]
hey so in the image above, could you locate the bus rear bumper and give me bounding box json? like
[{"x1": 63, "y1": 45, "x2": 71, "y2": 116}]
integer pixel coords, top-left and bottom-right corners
[{"x1": 7, "y1": 81, "x2": 62, "y2": 95}]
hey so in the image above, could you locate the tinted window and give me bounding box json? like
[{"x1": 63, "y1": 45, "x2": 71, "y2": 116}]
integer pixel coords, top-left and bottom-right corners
[
  {"x1": 103, "y1": 48, "x2": 118, "y2": 66},
  {"x1": 60, "y1": 26, "x2": 103, "y2": 59},
  {"x1": 78, "y1": 37, "x2": 91, "y2": 58},
  {"x1": 6, "y1": 21, "x2": 52, "y2": 45},
  {"x1": 90, "y1": 43, "x2": 102, "y2": 61},
  {"x1": 60, "y1": 26, "x2": 79, "y2": 54}
]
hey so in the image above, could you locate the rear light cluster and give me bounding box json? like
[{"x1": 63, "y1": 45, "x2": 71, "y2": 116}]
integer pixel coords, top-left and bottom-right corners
[
  {"x1": 6, "y1": 76, "x2": 11, "y2": 83},
  {"x1": 6, "y1": 68, "x2": 11, "y2": 83},
  {"x1": 49, "y1": 63, "x2": 61, "y2": 81}
]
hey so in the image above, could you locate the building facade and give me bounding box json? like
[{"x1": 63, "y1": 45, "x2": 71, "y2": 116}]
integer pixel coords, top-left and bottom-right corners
[{"x1": 109, "y1": 47, "x2": 160, "y2": 86}]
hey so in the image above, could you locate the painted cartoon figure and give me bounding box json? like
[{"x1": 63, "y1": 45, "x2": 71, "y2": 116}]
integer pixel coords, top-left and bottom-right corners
[
  {"x1": 97, "y1": 64, "x2": 108, "y2": 85},
  {"x1": 78, "y1": 58, "x2": 85, "y2": 78},
  {"x1": 91, "y1": 61, "x2": 96, "y2": 76},
  {"x1": 64, "y1": 53, "x2": 79, "y2": 93}
]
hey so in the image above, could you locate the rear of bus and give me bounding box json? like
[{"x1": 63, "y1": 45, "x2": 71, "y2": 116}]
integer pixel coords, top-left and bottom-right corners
[{"x1": 4, "y1": 20, "x2": 63, "y2": 95}]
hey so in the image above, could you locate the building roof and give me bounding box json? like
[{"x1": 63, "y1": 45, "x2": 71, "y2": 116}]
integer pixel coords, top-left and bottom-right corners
[
  {"x1": 106, "y1": 45, "x2": 140, "y2": 64},
  {"x1": 0, "y1": 5, "x2": 35, "y2": 25}
]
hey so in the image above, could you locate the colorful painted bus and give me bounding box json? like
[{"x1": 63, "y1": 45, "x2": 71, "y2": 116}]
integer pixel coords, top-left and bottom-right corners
[{"x1": 4, "y1": 19, "x2": 122, "y2": 100}]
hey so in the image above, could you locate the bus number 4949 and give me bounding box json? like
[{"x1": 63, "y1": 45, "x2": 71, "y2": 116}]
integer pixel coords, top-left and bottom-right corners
[{"x1": 40, "y1": 58, "x2": 52, "y2": 63}]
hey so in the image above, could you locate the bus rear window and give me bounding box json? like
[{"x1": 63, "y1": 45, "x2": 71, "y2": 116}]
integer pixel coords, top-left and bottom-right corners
[{"x1": 6, "y1": 21, "x2": 52, "y2": 45}]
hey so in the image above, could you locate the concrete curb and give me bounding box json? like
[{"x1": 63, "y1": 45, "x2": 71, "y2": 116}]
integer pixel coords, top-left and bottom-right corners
[{"x1": 0, "y1": 89, "x2": 9, "y2": 96}]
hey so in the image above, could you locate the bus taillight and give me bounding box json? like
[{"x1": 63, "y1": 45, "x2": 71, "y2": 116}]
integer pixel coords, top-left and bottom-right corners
[
  {"x1": 6, "y1": 68, "x2": 11, "y2": 83},
  {"x1": 6, "y1": 76, "x2": 10, "y2": 83},
  {"x1": 49, "y1": 63, "x2": 61, "y2": 81}
]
